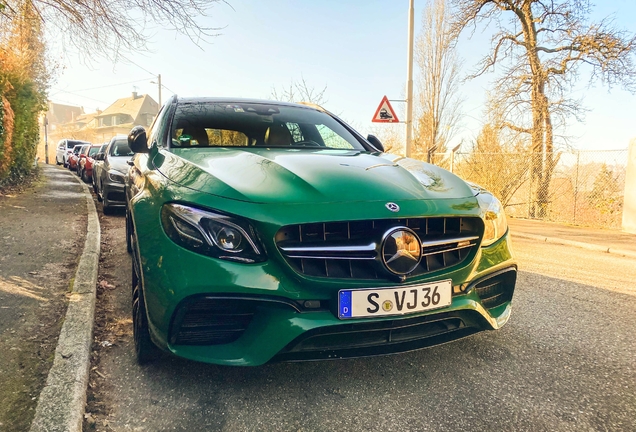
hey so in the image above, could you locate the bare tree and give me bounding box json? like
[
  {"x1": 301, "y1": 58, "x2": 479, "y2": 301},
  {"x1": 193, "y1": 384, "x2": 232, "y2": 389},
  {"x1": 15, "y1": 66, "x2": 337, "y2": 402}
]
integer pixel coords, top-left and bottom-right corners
[
  {"x1": 451, "y1": 0, "x2": 636, "y2": 217},
  {"x1": 0, "y1": 0, "x2": 227, "y2": 61},
  {"x1": 371, "y1": 124, "x2": 403, "y2": 155},
  {"x1": 271, "y1": 77, "x2": 328, "y2": 105},
  {"x1": 459, "y1": 122, "x2": 531, "y2": 207},
  {"x1": 413, "y1": 0, "x2": 463, "y2": 165}
]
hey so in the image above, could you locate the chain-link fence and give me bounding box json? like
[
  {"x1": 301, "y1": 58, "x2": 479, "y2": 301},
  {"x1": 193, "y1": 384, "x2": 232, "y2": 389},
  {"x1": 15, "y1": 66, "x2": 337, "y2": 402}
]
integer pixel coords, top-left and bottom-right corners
[{"x1": 433, "y1": 149, "x2": 628, "y2": 229}]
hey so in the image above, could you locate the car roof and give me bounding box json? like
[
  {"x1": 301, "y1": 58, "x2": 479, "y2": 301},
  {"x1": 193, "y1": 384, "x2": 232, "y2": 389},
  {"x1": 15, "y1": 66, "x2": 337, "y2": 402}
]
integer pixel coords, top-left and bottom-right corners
[{"x1": 174, "y1": 97, "x2": 324, "y2": 112}]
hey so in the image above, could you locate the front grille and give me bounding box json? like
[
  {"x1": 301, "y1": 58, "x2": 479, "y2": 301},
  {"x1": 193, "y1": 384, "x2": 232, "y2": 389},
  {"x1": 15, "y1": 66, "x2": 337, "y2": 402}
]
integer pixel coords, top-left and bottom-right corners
[
  {"x1": 473, "y1": 268, "x2": 517, "y2": 309},
  {"x1": 276, "y1": 217, "x2": 482, "y2": 280},
  {"x1": 107, "y1": 191, "x2": 125, "y2": 202},
  {"x1": 170, "y1": 298, "x2": 257, "y2": 345}
]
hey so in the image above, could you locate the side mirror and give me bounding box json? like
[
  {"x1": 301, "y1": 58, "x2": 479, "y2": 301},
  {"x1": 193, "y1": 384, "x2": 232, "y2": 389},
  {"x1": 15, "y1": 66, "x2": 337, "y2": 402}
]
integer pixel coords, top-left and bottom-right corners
[
  {"x1": 129, "y1": 125, "x2": 149, "y2": 154},
  {"x1": 366, "y1": 134, "x2": 385, "y2": 153}
]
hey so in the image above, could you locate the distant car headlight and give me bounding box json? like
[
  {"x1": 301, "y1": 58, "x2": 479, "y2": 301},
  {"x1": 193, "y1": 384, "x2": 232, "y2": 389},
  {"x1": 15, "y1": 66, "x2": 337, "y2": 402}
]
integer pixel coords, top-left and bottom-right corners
[
  {"x1": 475, "y1": 192, "x2": 508, "y2": 247},
  {"x1": 108, "y1": 171, "x2": 125, "y2": 183},
  {"x1": 161, "y1": 203, "x2": 266, "y2": 263}
]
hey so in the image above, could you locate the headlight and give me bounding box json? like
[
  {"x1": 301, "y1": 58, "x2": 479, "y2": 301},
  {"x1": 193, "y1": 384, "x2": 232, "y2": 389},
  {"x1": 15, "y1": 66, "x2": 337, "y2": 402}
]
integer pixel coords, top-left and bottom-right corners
[
  {"x1": 160, "y1": 203, "x2": 266, "y2": 263},
  {"x1": 475, "y1": 192, "x2": 508, "y2": 247},
  {"x1": 108, "y1": 171, "x2": 125, "y2": 183}
]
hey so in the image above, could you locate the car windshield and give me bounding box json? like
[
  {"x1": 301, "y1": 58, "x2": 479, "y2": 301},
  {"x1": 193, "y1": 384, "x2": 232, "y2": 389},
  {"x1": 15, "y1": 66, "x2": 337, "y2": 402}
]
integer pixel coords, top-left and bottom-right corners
[
  {"x1": 170, "y1": 102, "x2": 366, "y2": 150},
  {"x1": 109, "y1": 139, "x2": 134, "y2": 157},
  {"x1": 68, "y1": 140, "x2": 88, "y2": 149}
]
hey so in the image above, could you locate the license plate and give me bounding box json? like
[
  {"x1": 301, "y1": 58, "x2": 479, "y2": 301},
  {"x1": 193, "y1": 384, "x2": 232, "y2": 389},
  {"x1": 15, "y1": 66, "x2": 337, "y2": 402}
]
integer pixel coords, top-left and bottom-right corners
[{"x1": 338, "y1": 280, "x2": 452, "y2": 319}]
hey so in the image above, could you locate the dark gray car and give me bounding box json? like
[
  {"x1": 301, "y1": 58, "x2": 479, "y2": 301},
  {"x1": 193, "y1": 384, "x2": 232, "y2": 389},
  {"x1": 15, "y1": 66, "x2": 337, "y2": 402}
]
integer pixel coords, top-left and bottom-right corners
[{"x1": 93, "y1": 135, "x2": 134, "y2": 214}]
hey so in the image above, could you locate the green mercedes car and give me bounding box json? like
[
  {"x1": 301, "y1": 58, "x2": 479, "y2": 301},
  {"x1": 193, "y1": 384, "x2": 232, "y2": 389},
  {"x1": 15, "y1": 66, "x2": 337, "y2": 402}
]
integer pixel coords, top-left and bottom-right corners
[{"x1": 125, "y1": 96, "x2": 516, "y2": 365}]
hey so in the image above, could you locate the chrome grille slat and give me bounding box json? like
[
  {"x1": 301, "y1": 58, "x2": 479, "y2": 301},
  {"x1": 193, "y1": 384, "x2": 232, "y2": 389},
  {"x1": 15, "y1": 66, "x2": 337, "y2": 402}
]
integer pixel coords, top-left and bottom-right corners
[{"x1": 276, "y1": 217, "x2": 482, "y2": 280}]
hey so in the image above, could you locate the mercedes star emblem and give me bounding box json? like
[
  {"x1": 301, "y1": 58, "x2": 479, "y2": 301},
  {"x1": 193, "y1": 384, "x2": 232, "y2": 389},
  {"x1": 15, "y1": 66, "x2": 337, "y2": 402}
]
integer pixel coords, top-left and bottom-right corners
[
  {"x1": 385, "y1": 202, "x2": 400, "y2": 212},
  {"x1": 381, "y1": 227, "x2": 422, "y2": 275}
]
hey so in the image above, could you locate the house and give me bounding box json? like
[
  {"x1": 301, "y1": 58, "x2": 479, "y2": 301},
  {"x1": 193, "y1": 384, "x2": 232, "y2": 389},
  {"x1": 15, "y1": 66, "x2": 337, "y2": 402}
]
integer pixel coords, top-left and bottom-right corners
[
  {"x1": 92, "y1": 92, "x2": 159, "y2": 141},
  {"x1": 39, "y1": 93, "x2": 159, "y2": 163}
]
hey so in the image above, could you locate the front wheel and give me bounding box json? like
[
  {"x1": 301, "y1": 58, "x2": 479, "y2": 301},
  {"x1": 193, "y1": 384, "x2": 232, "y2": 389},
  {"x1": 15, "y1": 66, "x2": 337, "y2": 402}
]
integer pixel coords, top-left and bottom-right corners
[{"x1": 132, "y1": 258, "x2": 161, "y2": 365}]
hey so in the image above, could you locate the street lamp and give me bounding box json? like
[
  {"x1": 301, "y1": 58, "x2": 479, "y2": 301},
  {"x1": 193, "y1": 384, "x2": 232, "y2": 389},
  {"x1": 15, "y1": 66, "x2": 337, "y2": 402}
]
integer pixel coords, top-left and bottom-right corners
[
  {"x1": 405, "y1": 0, "x2": 415, "y2": 158},
  {"x1": 450, "y1": 142, "x2": 461, "y2": 173},
  {"x1": 43, "y1": 115, "x2": 49, "y2": 164},
  {"x1": 150, "y1": 74, "x2": 162, "y2": 106}
]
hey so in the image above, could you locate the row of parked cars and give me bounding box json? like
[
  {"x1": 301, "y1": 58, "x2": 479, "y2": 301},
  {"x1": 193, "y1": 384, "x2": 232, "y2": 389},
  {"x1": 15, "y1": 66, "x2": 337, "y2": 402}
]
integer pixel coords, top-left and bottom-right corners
[{"x1": 55, "y1": 136, "x2": 134, "y2": 214}]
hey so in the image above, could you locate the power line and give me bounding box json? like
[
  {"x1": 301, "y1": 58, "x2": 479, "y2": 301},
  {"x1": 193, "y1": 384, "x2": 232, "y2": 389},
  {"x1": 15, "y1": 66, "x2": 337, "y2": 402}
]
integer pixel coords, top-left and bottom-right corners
[
  {"x1": 51, "y1": 77, "x2": 153, "y2": 95},
  {"x1": 120, "y1": 54, "x2": 156, "y2": 77},
  {"x1": 49, "y1": 91, "x2": 109, "y2": 105}
]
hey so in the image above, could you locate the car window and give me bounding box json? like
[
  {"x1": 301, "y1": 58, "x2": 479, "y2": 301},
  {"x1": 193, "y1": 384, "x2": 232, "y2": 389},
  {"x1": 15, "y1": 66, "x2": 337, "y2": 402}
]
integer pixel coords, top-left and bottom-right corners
[
  {"x1": 109, "y1": 140, "x2": 134, "y2": 157},
  {"x1": 170, "y1": 102, "x2": 365, "y2": 150},
  {"x1": 88, "y1": 146, "x2": 100, "y2": 156},
  {"x1": 314, "y1": 125, "x2": 354, "y2": 149},
  {"x1": 68, "y1": 140, "x2": 88, "y2": 149},
  {"x1": 174, "y1": 128, "x2": 249, "y2": 147}
]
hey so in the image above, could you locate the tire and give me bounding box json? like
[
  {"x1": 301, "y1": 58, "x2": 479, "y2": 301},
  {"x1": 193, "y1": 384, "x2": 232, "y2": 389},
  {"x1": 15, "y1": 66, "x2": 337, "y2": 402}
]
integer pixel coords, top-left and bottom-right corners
[
  {"x1": 95, "y1": 180, "x2": 103, "y2": 202},
  {"x1": 126, "y1": 208, "x2": 133, "y2": 254},
  {"x1": 102, "y1": 204, "x2": 111, "y2": 215},
  {"x1": 132, "y1": 257, "x2": 161, "y2": 364},
  {"x1": 81, "y1": 168, "x2": 89, "y2": 183}
]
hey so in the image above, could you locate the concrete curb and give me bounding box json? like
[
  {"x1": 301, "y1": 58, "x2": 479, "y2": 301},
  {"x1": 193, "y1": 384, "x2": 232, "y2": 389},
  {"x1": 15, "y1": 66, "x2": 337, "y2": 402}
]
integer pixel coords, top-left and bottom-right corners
[
  {"x1": 30, "y1": 173, "x2": 100, "y2": 432},
  {"x1": 511, "y1": 232, "x2": 636, "y2": 259}
]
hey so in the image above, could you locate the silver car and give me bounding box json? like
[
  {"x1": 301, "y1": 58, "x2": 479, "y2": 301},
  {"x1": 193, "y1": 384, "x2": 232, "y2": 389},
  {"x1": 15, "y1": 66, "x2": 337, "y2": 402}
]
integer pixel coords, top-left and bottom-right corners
[
  {"x1": 93, "y1": 135, "x2": 134, "y2": 214},
  {"x1": 55, "y1": 139, "x2": 90, "y2": 167}
]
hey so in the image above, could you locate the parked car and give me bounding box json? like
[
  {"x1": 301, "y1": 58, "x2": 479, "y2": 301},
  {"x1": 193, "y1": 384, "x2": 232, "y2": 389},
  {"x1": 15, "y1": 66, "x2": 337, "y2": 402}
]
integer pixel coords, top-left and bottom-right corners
[
  {"x1": 77, "y1": 144, "x2": 103, "y2": 183},
  {"x1": 91, "y1": 144, "x2": 108, "y2": 194},
  {"x1": 125, "y1": 96, "x2": 517, "y2": 365},
  {"x1": 67, "y1": 144, "x2": 88, "y2": 172},
  {"x1": 56, "y1": 139, "x2": 91, "y2": 167},
  {"x1": 93, "y1": 136, "x2": 134, "y2": 214}
]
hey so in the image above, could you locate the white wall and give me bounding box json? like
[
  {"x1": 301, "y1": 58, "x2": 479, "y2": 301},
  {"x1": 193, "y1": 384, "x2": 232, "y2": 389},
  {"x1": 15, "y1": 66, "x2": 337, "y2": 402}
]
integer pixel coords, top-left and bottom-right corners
[{"x1": 622, "y1": 138, "x2": 636, "y2": 234}]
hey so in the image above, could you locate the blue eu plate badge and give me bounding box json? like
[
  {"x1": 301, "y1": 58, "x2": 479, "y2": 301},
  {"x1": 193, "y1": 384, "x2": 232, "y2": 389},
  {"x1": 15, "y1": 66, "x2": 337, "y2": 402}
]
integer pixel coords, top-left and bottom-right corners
[{"x1": 339, "y1": 291, "x2": 352, "y2": 318}]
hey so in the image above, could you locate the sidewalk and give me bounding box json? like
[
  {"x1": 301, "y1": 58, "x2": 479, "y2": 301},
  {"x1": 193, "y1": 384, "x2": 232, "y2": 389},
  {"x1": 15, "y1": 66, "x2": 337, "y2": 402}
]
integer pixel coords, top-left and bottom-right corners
[{"x1": 508, "y1": 217, "x2": 636, "y2": 258}]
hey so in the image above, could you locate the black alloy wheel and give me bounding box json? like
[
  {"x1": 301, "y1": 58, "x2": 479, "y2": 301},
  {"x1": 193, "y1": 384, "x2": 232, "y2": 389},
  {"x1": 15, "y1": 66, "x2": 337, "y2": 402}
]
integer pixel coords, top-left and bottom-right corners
[{"x1": 132, "y1": 256, "x2": 161, "y2": 364}]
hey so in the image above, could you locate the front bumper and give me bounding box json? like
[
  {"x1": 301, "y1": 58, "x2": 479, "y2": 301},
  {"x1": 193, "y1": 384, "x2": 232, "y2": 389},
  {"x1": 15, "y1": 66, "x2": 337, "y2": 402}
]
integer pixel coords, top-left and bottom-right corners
[
  {"x1": 135, "y1": 207, "x2": 516, "y2": 365},
  {"x1": 102, "y1": 181, "x2": 126, "y2": 208}
]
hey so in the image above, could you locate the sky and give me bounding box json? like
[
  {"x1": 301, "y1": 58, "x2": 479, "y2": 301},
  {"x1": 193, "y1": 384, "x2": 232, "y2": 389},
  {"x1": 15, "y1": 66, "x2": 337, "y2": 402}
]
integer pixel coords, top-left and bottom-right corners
[{"x1": 46, "y1": 0, "x2": 636, "y2": 152}]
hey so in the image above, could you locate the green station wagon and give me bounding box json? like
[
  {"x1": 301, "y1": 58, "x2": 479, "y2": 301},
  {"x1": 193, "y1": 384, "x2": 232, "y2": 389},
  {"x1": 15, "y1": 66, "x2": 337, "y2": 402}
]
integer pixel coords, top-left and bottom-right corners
[{"x1": 125, "y1": 97, "x2": 517, "y2": 365}]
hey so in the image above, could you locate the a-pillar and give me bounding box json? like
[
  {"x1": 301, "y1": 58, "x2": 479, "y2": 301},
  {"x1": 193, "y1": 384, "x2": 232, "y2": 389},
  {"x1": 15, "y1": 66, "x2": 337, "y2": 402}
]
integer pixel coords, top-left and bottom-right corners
[{"x1": 622, "y1": 138, "x2": 636, "y2": 234}]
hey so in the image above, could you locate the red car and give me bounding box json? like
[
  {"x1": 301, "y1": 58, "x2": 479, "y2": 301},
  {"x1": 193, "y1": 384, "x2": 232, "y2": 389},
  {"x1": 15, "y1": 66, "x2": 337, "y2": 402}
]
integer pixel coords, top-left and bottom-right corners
[
  {"x1": 78, "y1": 144, "x2": 104, "y2": 183},
  {"x1": 67, "y1": 144, "x2": 88, "y2": 172}
]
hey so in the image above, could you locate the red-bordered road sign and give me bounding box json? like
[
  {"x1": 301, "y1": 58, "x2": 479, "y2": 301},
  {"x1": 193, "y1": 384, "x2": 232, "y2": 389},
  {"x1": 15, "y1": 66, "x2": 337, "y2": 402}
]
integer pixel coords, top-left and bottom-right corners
[{"x1": 372, "y1": 96, "x2": 400, "y2": 123}]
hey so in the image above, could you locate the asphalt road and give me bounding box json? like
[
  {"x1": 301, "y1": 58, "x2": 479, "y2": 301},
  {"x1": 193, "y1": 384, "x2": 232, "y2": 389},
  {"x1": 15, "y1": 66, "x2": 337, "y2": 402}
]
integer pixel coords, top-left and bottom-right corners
[{"x1": 87, "y1": 213, "x2": 636, "y2": 432}]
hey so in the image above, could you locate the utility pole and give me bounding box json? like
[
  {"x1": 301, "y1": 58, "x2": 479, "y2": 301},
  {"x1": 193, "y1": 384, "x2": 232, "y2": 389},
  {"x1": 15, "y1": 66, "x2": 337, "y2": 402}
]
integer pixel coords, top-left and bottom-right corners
[
  {"x1": 43, "y1": 115, "x2": 49, "y2": 164},
  {"x1": 405, "y1": 0, "x2": 415, "y2": 158},
  {"x1": 157, "y1": 74, "x2": 162, "y2": 107}
]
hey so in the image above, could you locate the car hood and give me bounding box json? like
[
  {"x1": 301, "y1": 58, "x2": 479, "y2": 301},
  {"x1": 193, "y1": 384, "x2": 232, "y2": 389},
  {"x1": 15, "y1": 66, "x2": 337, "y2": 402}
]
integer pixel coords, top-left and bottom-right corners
[
  {"x1": 156, "y1": 148, "x2": 475, "y2": 204},
  {"x1": 109, "y1": 156, "x2": 133, "y2": 174}
]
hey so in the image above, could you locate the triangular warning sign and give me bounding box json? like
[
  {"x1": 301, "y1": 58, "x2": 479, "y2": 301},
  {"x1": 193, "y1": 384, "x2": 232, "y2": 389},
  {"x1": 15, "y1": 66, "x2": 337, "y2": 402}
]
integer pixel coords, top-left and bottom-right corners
[{"x1": 372, "y1": 96, "x2": 400, "y2": 123}]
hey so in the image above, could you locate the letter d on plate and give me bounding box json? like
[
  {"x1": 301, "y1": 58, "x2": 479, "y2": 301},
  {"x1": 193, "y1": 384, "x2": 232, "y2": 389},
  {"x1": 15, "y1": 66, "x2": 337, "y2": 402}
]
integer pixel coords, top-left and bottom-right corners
[{"x1": 339, "y1": 291, "x2": 352, "y2": 318}]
